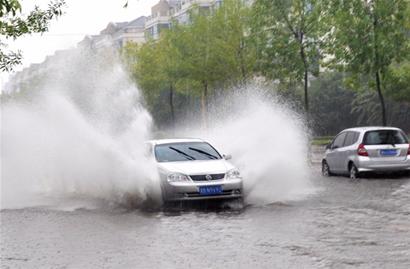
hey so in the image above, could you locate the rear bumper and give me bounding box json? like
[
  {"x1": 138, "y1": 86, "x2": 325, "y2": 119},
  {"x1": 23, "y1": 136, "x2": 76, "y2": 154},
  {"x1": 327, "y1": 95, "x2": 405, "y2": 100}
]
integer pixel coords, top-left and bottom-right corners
[
  {"x1": 357, "y1": 156, "x2": 410, "y2": 172},
  {"x1": 161, "y1": 178, "x2": 243, "y2": 201}
]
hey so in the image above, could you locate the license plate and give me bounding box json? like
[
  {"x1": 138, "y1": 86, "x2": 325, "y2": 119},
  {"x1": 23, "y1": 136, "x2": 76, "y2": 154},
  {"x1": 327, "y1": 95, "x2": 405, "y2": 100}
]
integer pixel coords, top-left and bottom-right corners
[
  {"x1": 199, "y1": 185, "x2": 222, "y2": 195},
  {"x1": 380, "y1": 149, "x2": 397, "y2": 156}
]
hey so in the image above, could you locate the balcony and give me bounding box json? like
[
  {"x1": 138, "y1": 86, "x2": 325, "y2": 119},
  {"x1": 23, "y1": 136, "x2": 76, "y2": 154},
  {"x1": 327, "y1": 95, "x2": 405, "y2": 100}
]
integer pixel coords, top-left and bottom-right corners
[
  {"x1": 171, "y1": 0, "x2": 215, "y2": 19},
  {"x1": 145, "y1": 15, "x2": 171, "y2": 29}
]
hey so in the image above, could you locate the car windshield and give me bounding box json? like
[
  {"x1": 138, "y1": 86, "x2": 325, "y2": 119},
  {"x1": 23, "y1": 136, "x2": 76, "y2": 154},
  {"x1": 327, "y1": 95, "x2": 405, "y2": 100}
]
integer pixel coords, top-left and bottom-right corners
[
  {"x1": 363, "y1": 130, "x2": 408, "y2": 145},
  {"x1": 154, "y1": 142, "x2": 222, "y2": 162}
]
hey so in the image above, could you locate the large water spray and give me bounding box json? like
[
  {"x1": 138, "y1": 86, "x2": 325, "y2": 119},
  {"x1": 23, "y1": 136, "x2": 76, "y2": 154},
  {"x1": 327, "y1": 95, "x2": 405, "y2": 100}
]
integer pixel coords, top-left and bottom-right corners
[
  {"x1": 1, "y1": 49, "x2": 159, "y2": 209},
  {"x1": 178, "y1": 88, "x2": 314, "y2": 205},
  {"x1": 1, "y1": 49, "x2": 314, "y2": 210}
]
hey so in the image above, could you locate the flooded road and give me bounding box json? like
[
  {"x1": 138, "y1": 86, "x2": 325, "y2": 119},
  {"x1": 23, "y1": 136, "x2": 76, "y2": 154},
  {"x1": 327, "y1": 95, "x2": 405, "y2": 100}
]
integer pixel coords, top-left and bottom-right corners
[{"x1": 1, "y1": 168, "x2": 410, "y2": 269}]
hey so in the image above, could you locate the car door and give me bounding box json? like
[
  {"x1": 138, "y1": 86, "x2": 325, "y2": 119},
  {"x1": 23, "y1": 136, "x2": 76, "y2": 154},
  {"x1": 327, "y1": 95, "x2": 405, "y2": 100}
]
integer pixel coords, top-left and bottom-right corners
[
  {"x1": 326, "y1": 132, "x2": 347, "y2": 172},
  {"x1": 338, "y1": 131, "x2": 359, "y2": 173}
]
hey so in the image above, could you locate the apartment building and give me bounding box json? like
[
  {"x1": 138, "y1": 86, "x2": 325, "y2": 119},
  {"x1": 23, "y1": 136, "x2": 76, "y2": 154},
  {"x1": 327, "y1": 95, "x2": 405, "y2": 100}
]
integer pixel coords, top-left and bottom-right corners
[
  {"x1": 78, "y1": 16, "x2": 147, "y2": 50},
  {"x1": 171, "y1": 0, "x2": 222, "y2": 24},
  {"x1": 145, "y1": 0, "x2": 222, "y2": 39},
  {"x1": 145, "y1": 0, "x2": 177, "y2": 40}
]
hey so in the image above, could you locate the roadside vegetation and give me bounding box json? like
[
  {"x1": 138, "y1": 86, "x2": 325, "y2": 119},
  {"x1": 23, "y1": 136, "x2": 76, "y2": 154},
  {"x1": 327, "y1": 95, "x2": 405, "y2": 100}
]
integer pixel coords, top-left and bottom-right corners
[
  {"x1": 2, "y1": 0, "x2": 410, "y2": 137},
  {"x1": 122, "y1": 0, "x2": 410, "y2": 135},
  {"x1": 0, "y1": 0, "x2": 65, "y2": 71}
]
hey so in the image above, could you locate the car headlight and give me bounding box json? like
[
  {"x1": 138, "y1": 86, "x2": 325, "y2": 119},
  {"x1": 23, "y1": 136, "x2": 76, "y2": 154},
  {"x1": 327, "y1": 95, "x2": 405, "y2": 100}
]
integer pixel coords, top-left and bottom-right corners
[
  {"x1": 226, "y1": 169, "x2": 241, "y2": 180},
  {"x1": 167, "y1": 173, "x2": 190, "y2": 182}
]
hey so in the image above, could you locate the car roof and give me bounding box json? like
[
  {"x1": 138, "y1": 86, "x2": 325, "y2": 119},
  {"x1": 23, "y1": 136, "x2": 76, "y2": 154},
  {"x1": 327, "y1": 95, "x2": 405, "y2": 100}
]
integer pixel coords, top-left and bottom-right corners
[
  {"x1": 342, "y1": 126, "x2": 402, "y2": 133},
  {"x1": 147, "y1": 138, "x2": 206, "y2": 146}
]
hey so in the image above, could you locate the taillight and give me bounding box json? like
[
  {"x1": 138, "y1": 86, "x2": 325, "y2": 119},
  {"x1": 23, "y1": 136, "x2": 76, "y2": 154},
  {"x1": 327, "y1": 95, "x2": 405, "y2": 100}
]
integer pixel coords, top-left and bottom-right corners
[
  {"x1": 357, "y1": 143, "x2": 368, "y2": 156},
  {"x1": 407, "y1": 146, "x2": 410, "y2": 155}
]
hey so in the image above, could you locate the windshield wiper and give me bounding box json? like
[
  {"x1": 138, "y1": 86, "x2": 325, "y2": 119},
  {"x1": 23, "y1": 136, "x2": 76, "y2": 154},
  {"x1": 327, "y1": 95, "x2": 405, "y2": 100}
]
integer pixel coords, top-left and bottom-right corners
[
  {"x1": 169, "y1": 147, "x2": 195, "y2": 160},
  {"x1": 188, "y1": 147, "x2": 218, "y2": 159}
]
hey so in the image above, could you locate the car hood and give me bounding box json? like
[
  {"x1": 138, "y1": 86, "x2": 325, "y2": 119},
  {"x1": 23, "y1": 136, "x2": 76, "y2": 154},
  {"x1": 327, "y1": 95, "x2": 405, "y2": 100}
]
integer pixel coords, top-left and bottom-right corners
[{"x1": 157, "y1": 159, "x2": 235, "y2": 175}]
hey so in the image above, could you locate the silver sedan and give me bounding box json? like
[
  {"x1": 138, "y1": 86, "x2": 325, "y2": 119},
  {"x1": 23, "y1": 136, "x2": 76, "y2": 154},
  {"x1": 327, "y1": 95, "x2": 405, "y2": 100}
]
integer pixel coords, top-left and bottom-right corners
[{"x1": 147, "y1": 139, "x2": 243, "y2": 202}]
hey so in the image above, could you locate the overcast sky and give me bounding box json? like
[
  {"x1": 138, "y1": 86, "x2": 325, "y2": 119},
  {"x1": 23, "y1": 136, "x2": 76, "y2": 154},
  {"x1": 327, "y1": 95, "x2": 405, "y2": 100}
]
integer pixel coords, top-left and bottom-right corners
[{"x1": 1, "y1": 0, "x2": 157, "y2": 87}]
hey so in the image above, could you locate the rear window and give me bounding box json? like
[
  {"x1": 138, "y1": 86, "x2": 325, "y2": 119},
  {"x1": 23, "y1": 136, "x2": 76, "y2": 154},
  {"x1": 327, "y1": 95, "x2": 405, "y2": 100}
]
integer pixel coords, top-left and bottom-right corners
[{"x1": 363, "y1": 130, "x2": 408, "y2": 145}]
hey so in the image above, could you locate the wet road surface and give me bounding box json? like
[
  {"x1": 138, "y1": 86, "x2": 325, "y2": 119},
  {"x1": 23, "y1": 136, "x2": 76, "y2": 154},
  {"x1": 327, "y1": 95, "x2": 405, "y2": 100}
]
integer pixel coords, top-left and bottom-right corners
[{"x1": 1, "y1": 168, "x2": 410, "y2": 269}]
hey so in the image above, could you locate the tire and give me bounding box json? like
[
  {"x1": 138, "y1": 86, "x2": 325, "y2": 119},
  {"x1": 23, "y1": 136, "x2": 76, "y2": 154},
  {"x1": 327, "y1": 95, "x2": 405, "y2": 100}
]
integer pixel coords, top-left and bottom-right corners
[
  {"x1": 349, "y1": 163, "x2": 359, "y2": 179},
  {"x1": 322, "y1": 160, "x2": 332, "y2": 177}
]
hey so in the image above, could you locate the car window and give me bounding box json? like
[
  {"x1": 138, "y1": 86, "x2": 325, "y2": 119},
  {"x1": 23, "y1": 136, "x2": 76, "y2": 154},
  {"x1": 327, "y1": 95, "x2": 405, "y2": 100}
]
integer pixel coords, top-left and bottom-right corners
[
  {"x1": 343, "y1": 132, "x2": 353, "y2": 147},
  {"x1": 155, "y1": 142, "x2": 222, "y2": 162},
  {"x1": 332, "y1": 132, "x2": 347, "y2": 149},
  {"x1": 353, "y1": 132, "x2": 360, "y2": 143},
  {"x1": 343, "y1": 131, "x2": 359, "y2": 147},
  {"x1": 363, "y1": 130, "x2": 408, "y2": 145}
]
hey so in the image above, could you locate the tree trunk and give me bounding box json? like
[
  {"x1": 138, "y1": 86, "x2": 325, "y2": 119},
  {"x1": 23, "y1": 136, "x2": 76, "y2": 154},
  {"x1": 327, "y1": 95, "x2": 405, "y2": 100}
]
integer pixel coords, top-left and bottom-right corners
[
  {"x1": 303, "y1": 68, "x2": 309, "y2": 113},
  {"x1": 201, "y1": 81, "x2": 208, "y2": 129},
  {"x1": 373, "y1": 14, "x2": 387, "y2": 126},
  {"x1": 299, "y1": 32, "x2": 309, "y2": 113},
  {"x1": 375, "y1": 70, "x2": 387, "y2": 126},
  {"x1": 239, "y1": 38, "x2": 247, "y2": 84},
  {"x1": 169, "y1": 83, "x2": 175, "y2": 130}
]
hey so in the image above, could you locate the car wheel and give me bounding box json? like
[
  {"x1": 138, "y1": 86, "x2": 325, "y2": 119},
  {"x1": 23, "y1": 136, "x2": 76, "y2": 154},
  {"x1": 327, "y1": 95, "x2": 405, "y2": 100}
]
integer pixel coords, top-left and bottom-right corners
[
  {"x1": 322, "y1": 161, "x2": 332, "y2": 177},
  {"x1": 349, "y1": 163, "x2": 359, "y2": 179}
]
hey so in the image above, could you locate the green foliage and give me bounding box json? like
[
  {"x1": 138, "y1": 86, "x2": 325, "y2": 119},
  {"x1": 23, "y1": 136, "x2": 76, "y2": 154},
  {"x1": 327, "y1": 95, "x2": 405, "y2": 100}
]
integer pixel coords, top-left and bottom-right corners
[
  {"x1": 210, "y1": 0, "x2": 256, "y2": 83},
  {"x1": 385, "y1": 61, "x2": 410, "y2": 103},
  {"x1": 351, "y1": 90, "x2": 381, "y2": 124},
  {"x1": 351, "y1": 88, "x2": 410, "y2": 128},
  {"x1": 251, "y1": 0, "x2": 326, "y2": 111},
  {"x1": 311, "y1": 136, "x2": 333, "y2": 146},
  {"x1": 0, "y1": 47, "x2": 21, "y2": 71},
  {"x1": 0, "y1": 0, "x2": 65, "y2": 71},
  {"x1": 324, "y1": 0, "x2": 409, "y2": 74},
  {"x1": 0, "y1": 0, "x2": 21, "y2": 17},
  {"x1": 322, "y1": 0, "x2": 410, "y2": 125},
  {"x1": 175, "y1": 0, "x2": 253, "y2": 89},
  {"x1": 310, "y1": 72, "x2": 358, "y2": 135},
  {"x1": 123, "y1": 41, "x2": 164, "y2": 103},
  {"x1": 310, "y1": 71, "x2": 410, "y2": 135},
  {"x1": 124, "y1": 0, "x2": 253, "y2": 127}
]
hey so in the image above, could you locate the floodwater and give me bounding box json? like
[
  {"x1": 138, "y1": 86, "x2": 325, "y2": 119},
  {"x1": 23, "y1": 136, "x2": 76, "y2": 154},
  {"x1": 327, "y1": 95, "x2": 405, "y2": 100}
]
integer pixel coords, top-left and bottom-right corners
[
  {"x1": 3, "y1": 49, "x2": 409, "y2": 269},
  {"x1": 1, "y1": 166, "x2": 409, "y2": 269}
]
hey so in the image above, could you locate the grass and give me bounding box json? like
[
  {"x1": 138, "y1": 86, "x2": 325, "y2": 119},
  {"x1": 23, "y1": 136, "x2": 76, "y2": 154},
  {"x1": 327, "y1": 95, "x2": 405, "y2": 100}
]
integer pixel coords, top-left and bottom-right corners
[{"x1": 311, "y1": 136, "x2": 333, "y2": 146}]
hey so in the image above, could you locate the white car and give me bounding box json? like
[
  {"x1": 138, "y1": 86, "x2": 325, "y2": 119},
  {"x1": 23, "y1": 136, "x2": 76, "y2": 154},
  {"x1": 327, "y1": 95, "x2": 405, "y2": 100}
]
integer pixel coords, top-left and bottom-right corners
[
  {"x1": 322, "y1": 126, "x2": 410, "y2": 179},
  {"x1": 146, "y1": 138, "x2": 243, "y2": 202}
]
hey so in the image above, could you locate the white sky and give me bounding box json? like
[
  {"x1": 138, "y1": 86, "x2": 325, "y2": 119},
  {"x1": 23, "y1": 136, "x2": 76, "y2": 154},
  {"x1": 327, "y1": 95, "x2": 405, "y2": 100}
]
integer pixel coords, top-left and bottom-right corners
[{"x1": 1, "y1": 0, "x2": 157, "y2": 88}]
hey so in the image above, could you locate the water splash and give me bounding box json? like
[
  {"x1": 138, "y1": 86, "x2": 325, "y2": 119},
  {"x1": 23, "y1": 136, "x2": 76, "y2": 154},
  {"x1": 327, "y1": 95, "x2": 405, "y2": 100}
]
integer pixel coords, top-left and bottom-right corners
[
  {"x1": 1, "y1": 49, "x2": 314, "y2": 210},
  {"x1": 1, "y1": 49, "x2": 160, "y2": 210},
  {"x1": 178, "y1": 87, "x2": 315, "y2": 205}
]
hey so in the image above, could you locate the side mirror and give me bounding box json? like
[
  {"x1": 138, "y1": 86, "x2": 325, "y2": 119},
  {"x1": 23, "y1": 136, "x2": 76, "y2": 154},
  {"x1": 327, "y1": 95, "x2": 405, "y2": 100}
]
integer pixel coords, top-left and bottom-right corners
[
  {"x1": 223, "y1": 154, "x2": 232, "y2": 160},
  {"x1": 325, "y1": 143, "x2": 331, "y2": 150}
]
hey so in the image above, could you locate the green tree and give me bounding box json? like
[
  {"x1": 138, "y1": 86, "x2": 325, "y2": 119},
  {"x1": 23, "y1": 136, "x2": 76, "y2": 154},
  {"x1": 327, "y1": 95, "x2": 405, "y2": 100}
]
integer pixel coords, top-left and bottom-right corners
[
  {"x1": 156, "y1": 29, "x2": 185, "y2": 127},
  {"x1": 310, "y1": 72, "x2": 358, "y2": 135},
  {"x1": 124, "y1": 0, "x2": 253, "y2": 128},
  {"x1": 251, "y1": 0, "x2": 324, "y2": 113},
  {"x1": 123, "y1": 41, "x2": 165, "y2": 110},
  {"x1": 123, "y1": 30, "x2": 183, "y2": 128},
  {"x1": 0, "y1": 0, "x2": 65, "y2": 71},
  {"x1": 173, "y1": 0, "x2": 253, "y2": 126},
  {"x1": 323, "y1": 0, "x2": 410, "y2": 126},
  {"x1": 385, "y1": 61, "x2": 410, "y2": 104},
  {"x1": 211, "y1": 0, "x2": 255, "y2": 83},
  {"x1": 174, "y1": 12, "x2": 223, "y2": 126}
]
